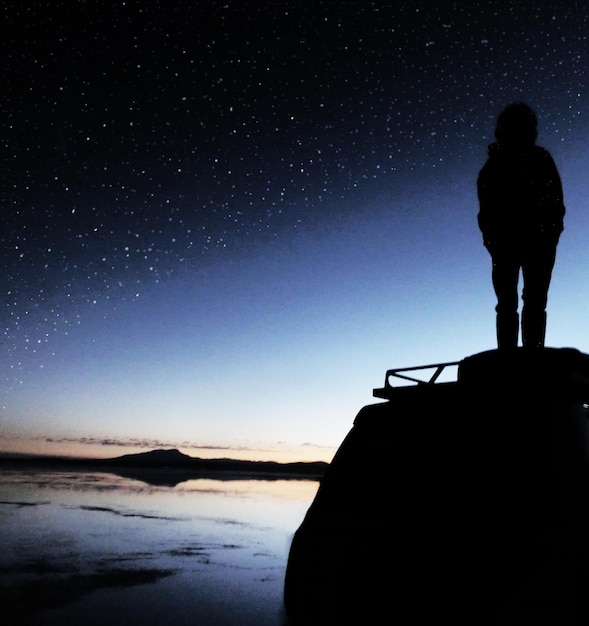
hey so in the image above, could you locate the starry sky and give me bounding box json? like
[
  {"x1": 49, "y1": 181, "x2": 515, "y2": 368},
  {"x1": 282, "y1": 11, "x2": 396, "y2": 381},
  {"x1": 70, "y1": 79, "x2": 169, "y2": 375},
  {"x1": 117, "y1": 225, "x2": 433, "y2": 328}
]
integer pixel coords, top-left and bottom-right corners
[{"x1": 2, "y1": 1, "x2": 589, "y2": 462}]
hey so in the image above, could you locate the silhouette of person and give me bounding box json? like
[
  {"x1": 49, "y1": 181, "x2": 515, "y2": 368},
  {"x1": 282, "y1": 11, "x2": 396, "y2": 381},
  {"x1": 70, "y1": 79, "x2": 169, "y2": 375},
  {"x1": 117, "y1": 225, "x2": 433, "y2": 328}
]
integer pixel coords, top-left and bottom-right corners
[{"x1": 477, "y1": 102, "x2": 565, "y2": 349}]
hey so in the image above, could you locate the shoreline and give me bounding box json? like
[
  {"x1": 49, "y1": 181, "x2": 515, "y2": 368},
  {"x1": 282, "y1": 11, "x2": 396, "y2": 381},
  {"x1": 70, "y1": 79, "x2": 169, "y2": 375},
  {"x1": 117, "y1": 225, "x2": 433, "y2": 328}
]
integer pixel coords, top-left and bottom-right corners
[{"x1": 0, "y1": 450, "x2": 328, "y2": 482}]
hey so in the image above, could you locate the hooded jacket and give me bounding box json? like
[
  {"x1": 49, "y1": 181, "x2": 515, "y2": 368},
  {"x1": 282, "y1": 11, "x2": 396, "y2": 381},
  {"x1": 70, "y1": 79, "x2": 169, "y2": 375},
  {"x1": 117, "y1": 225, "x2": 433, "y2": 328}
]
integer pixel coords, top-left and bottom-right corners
[{"x1": 477, "y1": 142, "x2": 565, "y2": 251}]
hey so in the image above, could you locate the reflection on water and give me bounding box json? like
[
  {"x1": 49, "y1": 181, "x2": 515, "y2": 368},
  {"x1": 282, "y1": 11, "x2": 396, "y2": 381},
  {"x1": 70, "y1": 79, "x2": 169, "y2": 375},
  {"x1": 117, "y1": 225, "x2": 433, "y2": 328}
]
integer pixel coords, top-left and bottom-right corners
[{"x1": 0, "y1": 469, "x2": 319, "y2": 626}]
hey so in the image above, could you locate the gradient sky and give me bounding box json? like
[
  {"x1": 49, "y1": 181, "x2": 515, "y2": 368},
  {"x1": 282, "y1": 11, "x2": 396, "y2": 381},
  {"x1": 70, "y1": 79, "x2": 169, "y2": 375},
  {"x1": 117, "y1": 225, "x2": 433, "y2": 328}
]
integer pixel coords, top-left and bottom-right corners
[{"x1": 2, "y1": 1, "x2": 589, "y2": 462}]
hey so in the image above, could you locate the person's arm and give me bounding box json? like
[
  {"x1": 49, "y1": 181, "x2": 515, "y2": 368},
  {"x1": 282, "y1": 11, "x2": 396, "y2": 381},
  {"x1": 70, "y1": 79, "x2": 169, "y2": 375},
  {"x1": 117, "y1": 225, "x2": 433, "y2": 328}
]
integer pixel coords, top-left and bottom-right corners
[{"x1": 539, "y1": 149, "x2": 565, "y2": 236}]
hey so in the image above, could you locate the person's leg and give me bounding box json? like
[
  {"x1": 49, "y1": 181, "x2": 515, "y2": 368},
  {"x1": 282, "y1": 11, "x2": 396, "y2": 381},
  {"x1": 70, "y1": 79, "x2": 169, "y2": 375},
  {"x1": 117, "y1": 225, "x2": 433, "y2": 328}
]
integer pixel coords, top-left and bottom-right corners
[
  {"x1": 492, "y1": 252, "x2": 520, "y2": 349},
  {"x1": 521, "y1": 244, "x2": 557, "y2": 348}
]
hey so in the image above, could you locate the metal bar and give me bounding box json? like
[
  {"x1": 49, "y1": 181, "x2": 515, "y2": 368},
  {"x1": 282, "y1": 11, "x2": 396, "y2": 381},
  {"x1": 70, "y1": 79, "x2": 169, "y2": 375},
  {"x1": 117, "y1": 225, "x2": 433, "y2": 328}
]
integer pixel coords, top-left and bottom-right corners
[
  {"x1": 388, "y1": 361, "x2": 460, "y2": 374},
  {"x1": 388, "y1": 372, "x2": 429, "y2": 385},
  {"x1": 386, "y1": 361, "x2": 460, "y2": 388},
  {"x1": 428, "y1": 365, "x2": 446, "y2": 384}
]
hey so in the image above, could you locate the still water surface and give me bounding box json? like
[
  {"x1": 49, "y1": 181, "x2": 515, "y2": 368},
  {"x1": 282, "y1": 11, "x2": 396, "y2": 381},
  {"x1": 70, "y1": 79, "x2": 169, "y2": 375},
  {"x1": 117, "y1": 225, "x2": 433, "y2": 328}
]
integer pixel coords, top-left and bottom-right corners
[{"x1": 0, "y1": 468, "x2": 319, "y2": 625}]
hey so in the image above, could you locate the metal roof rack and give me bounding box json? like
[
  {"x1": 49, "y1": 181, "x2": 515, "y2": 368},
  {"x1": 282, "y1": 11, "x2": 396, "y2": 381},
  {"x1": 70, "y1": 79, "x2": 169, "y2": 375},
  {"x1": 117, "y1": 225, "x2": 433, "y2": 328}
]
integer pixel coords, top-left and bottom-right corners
[{"x1": 373, "y1": 360, "x2": 460, "y2": 399}]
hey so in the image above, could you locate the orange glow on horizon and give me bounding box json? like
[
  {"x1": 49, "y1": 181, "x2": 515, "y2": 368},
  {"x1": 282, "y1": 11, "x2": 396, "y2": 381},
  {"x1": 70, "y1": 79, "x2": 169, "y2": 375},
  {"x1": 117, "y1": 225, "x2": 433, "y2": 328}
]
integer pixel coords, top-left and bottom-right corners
[{"x1": 0, "y1": 435, "x2": 336, "y2": 465}]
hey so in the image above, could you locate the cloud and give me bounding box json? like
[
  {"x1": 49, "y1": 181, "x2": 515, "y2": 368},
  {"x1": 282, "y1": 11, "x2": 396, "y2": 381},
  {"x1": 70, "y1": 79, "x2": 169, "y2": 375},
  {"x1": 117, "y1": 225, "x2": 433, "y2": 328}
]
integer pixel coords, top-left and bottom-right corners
[
  {"x1": 42, "y1": 435, "x2": 232, "y2": 451},
  {"x1": 300, "y1": 442, "x2": 335, "y2": 449},
  {"x1": 39, "y1": 435, "x2": 288, "y2": 454},
  {"x1": 0, "y1": 431, "x2": 336, "y2": 462}
]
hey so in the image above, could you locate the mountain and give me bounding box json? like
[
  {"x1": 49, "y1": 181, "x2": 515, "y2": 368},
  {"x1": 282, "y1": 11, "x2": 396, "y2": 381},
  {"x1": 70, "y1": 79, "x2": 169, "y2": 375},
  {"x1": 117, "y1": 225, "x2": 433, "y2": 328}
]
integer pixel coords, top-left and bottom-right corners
[
  {"x1": 105, "y1": 448, "x2": 199, "y2": 468},
  {"x1": 102, "y1": 448, "x2": 328, "y2": 477}
]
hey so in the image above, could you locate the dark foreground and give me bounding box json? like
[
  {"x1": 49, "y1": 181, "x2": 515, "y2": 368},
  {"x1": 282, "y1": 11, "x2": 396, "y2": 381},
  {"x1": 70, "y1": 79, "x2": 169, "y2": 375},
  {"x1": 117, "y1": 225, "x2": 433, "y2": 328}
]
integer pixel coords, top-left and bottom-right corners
[{"x1": 285, "y1": 348, "x2": 589, "y2": 625}]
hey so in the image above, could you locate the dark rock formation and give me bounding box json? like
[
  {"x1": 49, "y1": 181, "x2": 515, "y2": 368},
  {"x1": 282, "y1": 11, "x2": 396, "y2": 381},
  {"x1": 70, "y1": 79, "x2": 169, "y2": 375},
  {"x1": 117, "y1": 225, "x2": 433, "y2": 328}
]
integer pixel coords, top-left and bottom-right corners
[{"x1": 284, "y1": 348, "x2": 589, "y2": 625}]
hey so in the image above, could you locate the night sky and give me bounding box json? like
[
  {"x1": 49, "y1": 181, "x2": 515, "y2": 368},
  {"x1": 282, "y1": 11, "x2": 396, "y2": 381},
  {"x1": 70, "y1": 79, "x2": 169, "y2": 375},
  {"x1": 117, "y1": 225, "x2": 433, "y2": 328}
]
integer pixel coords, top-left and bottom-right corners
[{"x1": 2, "y1": 1, "x2": 589, "y2": 461}]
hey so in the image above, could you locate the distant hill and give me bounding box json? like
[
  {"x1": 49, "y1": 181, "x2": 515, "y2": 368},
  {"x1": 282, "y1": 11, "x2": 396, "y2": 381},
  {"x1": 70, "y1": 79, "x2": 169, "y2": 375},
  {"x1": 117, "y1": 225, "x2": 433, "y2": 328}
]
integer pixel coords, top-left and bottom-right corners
[
  {"x1": 105, "y1": 448, "x2": 201, "y2": 468},
  {"x1": 102, "y1": 448, "x2": 328, "y2": 477},
  {"x1": 0, "y1": 448, "x2": 328, "y2": 480}
]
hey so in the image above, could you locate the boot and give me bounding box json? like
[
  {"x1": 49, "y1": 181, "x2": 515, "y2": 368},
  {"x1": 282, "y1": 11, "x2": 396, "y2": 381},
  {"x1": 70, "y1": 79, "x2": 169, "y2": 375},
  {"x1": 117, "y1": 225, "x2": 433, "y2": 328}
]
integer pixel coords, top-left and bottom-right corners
[
  {"x1": 522, "y1": 310, "x2": 546, "y2": 349},
  {"x1": 496, "y1": 312, "x2": 519, "y2": 350}
]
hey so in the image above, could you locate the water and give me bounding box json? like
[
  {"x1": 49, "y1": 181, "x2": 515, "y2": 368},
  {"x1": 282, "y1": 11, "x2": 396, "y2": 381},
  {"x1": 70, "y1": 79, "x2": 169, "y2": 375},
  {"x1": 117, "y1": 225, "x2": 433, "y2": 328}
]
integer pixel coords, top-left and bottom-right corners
[{"x1": 0, "y1": 467, "x2": 319, "y2": 625}]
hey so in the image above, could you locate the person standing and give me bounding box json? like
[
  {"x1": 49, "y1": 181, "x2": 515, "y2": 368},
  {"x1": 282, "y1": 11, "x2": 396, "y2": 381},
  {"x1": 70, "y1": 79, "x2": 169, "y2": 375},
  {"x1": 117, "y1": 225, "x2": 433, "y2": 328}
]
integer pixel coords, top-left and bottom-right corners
[{"x1": 477, "y1": 102, "x2": 565, "y2": 349}]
